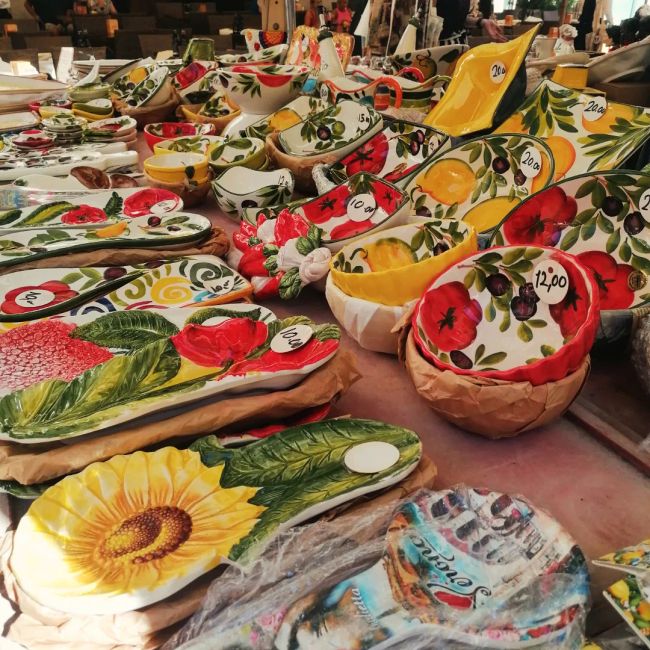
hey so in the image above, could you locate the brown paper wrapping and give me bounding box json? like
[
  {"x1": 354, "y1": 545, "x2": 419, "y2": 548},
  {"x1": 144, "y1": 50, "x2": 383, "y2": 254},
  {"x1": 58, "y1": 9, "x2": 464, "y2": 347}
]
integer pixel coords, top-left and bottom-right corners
[
  {"x1": 0, "y1": 227, "x2": 229, "y2": 276},
  {"x1": 402, "y1": 330, "x2": 590, "y2": 439},
  {"x1": 143, "y1": 170, "x2": 213, "y2": 208},
  {"x1": 114, "y1": 86, "x2": 181, "y2": 129},
  {"x1": 176, "y1": 103, "x2": 240, "y2": 134},
  {"x1": 0, "y1": 454, "x2": 436, "y2": 650}
]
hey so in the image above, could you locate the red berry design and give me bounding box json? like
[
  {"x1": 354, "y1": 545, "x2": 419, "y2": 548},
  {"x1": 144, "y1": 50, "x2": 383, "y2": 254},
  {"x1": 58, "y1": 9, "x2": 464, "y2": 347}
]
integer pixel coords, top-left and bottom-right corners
[{"x1": 575, "y1": 250, "x2": 634, "y2": 310}]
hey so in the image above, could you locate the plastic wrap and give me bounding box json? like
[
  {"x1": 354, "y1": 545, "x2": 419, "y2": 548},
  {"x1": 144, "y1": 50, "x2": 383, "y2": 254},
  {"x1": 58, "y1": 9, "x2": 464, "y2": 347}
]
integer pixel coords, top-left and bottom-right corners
[{"x1": 165, "y1": 487, "x2": 590, "y2": 650}]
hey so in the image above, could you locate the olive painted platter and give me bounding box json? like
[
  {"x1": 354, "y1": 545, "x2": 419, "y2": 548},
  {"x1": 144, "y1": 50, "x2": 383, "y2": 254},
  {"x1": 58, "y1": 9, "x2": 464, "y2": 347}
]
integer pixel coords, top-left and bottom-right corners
[
  {"x1": 244, "y1": 95, "x2": 327, "y2": 140},
  {"x1": 0, "y1": 305, "x2": 340, "y2": 442},
  {"x1": 10, "y1": 418, "x2": 420, "y2": 614},
  {"x1": 0, "y1": 255, "x2": 252, "y2": 322},
  {"x1": 406, "y1": 133, "x2": 554, "y2": 235},
  {"x1": 491, "y1": 171, "x2": 650, "y2": 311}
]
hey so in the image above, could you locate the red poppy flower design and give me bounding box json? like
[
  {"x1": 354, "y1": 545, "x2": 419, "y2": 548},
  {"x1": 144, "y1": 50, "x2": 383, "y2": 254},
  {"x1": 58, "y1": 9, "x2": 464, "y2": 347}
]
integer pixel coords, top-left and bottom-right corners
[
  {"x1": 1, "y1": 281, "x2": 79, "y2": 315},
  {"x1": 340, "y1": 132, "x2": 389, "y2": 176},
  {"x1": 171, "y1": 318, "x2": 268, "y2": 367},
  {"x1": 549, "y1": 259, "x2": 591, "y2": 338},
  {"x1": 419, "y1": 281, "x2": 482, "y2": 351},
  {"x1": 123, "y1": 188, "x2": 180, "y2": 217},
  {"x1": 575, "y1": 251, "x2": 634, "y2": 310},
  {"x1": 60, "y1": 205, "x2": 108, "y2": 225},
  {"x1": 237, "y1": 243, "x2": 268, "y2": 278}
]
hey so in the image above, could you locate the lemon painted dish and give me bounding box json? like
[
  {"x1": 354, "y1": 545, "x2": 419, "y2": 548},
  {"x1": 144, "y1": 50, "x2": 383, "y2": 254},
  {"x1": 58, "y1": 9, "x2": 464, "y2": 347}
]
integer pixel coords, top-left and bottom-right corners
[{"x1": 144, "y1": 152, "x2": 209, "y2": 185}]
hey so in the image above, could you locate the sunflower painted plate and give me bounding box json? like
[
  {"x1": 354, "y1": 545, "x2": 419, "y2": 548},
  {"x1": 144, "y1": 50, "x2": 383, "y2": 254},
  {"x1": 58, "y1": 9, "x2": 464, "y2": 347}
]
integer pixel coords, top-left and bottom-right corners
[{"x1": 10, "y1": 418, "x2": 421, "y2": 614}]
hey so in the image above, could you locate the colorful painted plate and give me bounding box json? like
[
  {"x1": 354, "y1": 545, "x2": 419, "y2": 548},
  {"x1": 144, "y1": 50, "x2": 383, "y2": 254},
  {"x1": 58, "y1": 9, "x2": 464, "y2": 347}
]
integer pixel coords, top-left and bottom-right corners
[
  {"x1": 594, "y1": 538, "x2": 650, "y2": 577},
  {"x1": 84, "y1": 116, "x2": 138, "y2": 140},
  {"x1": 110, "y1": 62, "x2": 158, "y2": 99},
  {"x1": 491, "y1": 171, "x2": 650, "y2": 311},
  {"x1": 604, "y1": 575, "x2": 650, "y2": 648},
  {"x1": 215, "y1": 44, "x2": 288, "y2": 67},
  {"x1": 244, "y1": 95, "x2": 327, "y2": 140},
  {"x1": 412, "y1": 245, "x2": 600, "y2": 385},
  {"x1": 11, "y1": 418, "x2": 420, "y2": 614},
  {"x1": 387, "y1": 44, "x2": 468, "y2": 79},
  {"x1": 407, "y1": 133, "x2": 554, "y2": 234}
]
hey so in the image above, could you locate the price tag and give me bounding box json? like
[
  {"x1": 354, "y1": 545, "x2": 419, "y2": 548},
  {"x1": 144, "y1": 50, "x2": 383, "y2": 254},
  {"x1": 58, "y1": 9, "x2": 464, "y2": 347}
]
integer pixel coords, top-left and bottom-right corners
[
  {"x1": 583, "y1": 95, "x2": 607, "y2": 122},
  {"x1": 532, "y1": 260, "x2": 569, "y2": 305},
  {"x1": 205, "y1": 276, "x2": 234, "y2": 296},
  {"x1": 150, "y1": 199, "x2": 179, "y2": 216},
  {"x1": 344, "y1": 441, "x2": 400, "y2": 474},
  {"x1": 639, "y1": 188, "x2": 650, "y2": 219},
  {"x1": 270, "y1": 324, "x2": 313, "y2": 353},
  {"x1": 277, "y1": 172, "x2": 291, "y2": 187},
  {"x1": 14, "y1": 289, "x2": 55, "y2": 308},
  {"x1": 520, "y1": 146, "x2": 542, "y2": 179},
  {"x1": 489, "y1": 61, "x2": 507, "y2": 84},
  {"x1": 348, "y1": 193, "x2": 377, "y2": 222},
  {"x1": 319, "y1": 83, "x2": 330, "y2": 102}
]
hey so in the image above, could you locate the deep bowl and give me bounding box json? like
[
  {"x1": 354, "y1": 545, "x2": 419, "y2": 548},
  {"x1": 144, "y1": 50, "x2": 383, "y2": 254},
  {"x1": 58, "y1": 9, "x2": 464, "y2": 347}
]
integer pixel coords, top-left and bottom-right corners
[{"x1": 144, "y1": 122, "x2": 215, "y2": 150}]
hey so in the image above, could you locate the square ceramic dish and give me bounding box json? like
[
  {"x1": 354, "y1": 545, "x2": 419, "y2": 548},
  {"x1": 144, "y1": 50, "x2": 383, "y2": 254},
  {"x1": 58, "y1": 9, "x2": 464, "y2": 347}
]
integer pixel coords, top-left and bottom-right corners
[{"x1": 244, "y1": 95, "x2": 327, "y2": 140}]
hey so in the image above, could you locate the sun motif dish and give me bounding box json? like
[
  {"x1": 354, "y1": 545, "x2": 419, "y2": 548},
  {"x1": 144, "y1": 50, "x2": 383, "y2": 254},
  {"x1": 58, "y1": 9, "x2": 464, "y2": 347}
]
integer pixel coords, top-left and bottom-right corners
[{"x1": 412, "y1": 245, "x2": 600, "y2": 385}]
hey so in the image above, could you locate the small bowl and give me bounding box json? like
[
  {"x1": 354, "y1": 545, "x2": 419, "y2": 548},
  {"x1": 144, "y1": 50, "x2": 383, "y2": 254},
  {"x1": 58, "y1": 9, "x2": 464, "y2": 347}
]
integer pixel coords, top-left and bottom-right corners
[
  {"x1": 153, "y1": 134, "x2": 224, "y2": 155},
  {"x1": 144, "y1": 122, "x2": 215, "y2": 150},
  {"x1": 144, "y1": 152, "x2": 209, "y2": 185},
  {"x1": 245, "y1": 95, "x2": 326, "y2": 140},
  {"x1": 207, "y1": 136, "x2": 266, "y2": 171},
  {"x1": 216, "y1": 44, "x2": 288, "y2": 67},
  {"x1": 68, "y1": 82, "x2": 111, "y2": 103},
  {"x1": 212, "y1": 167, "x2": 294, "y2": 217},
  {"x1": 143, "y1": 171, "x2": 211, "y2": 209}
]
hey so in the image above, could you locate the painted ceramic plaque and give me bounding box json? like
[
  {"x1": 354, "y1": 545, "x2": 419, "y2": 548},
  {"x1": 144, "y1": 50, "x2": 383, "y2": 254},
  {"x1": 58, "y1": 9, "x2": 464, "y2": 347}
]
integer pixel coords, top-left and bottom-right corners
[
  {"x1": 407, "y1": 134, "x2": 554, "y2": 234},
  {"x1": 11, "y1": 418, "x2": 421, "y2": 614},
  {"x1": 325, "y1": 120, "x2": 449, "y2": 187},
  {"x1": 275, "y1": 488, "x2": 589, "y2": 649},
  {"x1": 604, "y1": 576, "x2": 650, "y2": 647},
  {"x1": 496, "y1": 80, "x2": 650, "y2": 180},
  {"x1": 491, "y1": 171, "x2": 650, "y2": 310},
  {"x1": 244, "y1": 95, "x2": 327, "y2": 140},
  {"x1": 0, "y1": 305, "x2": 340, "y2": 442},
  {"x1": 412, "y1": 246, "x2": 599, "y2": 385}
]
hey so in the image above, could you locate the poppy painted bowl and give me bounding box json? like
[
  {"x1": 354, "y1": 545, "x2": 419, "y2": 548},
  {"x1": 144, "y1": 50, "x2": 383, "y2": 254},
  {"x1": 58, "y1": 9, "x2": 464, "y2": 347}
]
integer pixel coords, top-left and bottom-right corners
[
  {"x1": 331, "y1": 219, "x2": 477, "y2": 306},
  {"x1": 144, "y1": 122, "x2": 215, "y2": 151},
  {"x1": 412, "y1": 245, "x2": 600, "y2": 385},
  {"x1": 143, "y1": 152, "x2": 209, "y2": 185}
]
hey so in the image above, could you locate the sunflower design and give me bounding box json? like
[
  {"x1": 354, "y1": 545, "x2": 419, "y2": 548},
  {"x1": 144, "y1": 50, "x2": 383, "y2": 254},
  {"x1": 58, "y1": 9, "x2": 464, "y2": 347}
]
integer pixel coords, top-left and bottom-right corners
[{"x1": 11, "y1": 448, "x2": 264, "y2": 615}]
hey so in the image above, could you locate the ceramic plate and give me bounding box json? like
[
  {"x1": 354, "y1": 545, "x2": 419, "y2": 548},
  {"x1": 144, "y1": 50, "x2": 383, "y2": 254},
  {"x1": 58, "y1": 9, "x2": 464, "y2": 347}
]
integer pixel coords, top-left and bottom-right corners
[
  {"x1": 0, "y1": 112, "x2": 40, "y2": 134},
  {"x1": 84, "y1": 116, "x2": 137, "y2": 139},
  {"x1": 407, "y1": 133, "x2": 554, "y2": 234},
  {"x1": 244, "y1": 95, "x2": 326, "y2": 140},
  {"x1": 216, "y1": 44, "x2": 288, "y2": 67},
  {"x1": 496, "y1": 79, "x2": 650, "y2": 181},
  {"x1": 491, "y1": 171, "x2": 650, "y2": 311},
  {"x1": 412, "y1": 245, "x2": 599, "y2": 385},
  {"x1": 388, "y1": 44, "x2": 468, "y2": 79}
]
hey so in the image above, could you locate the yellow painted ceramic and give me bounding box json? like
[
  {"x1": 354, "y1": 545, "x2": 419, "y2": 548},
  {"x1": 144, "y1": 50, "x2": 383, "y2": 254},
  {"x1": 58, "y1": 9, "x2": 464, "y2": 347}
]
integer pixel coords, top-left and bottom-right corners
[
  {"x1": 144, "y1": 152, "x2": 209, "y2": 184},
  {"x1": 551, "y1": 64, "x2": 588, "y2": 89},
  {"x1": 39, "y1": 106, "x2": 73, "y2": 120},
  {"x1": 268, "y1": 107, "x2": 302, "y2": 131},
  {"x1": 72, "y1": 108, "x2": 114, "y2": 122},
  {"x1": 424, "y1": 25, "x2": 539, "y2": 137},
  {"x1": 330, "y1": 219, "x2": 477, "y2": 306}
]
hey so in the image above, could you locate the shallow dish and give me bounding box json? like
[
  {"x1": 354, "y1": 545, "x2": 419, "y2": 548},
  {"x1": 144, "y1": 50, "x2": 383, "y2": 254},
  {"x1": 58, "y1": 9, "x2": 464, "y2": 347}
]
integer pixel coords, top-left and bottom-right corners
[
  {"x1": 68, "y1": 82, "x2": 111, "y2": 103},
  {"x1": 388, "y1": 44, "x2": 468, "y2": 79},
  {"x1": 110, "y1": 62, "x2": 158, "y2": 99},
  {"x1": 197, "y1": 87, "x2": 239, "y2": 118},
  {"x1": 412, "y1": 245, "x2": 599, "y2": 385},
  {"x1": 244, "y1": 95, "x2": 326, "y2": 140},
  {"x1": 0, "y1": 111, "x2": 40, "y2": 134},
  {"x1": 144, "y1": 152, "x2": 209, "y2": 185},
  {"x1": 123, "y1": 68, "x2": 170, "y2": 108},
  {"x1": 144, "y1": 122, "x2": 215, "y2": 150},
  {"x1": 41, "y1": 113, "x2": 86, "y2": 133},
  {"x1": 216, "y1": 44, "x2": 288, "y2": 67},
  {"x1": 153, "y1": 134, "x2": 224, "y2": 155},
  {"x1": 321, "y1": 75, "x2": 403, "y2": 107},
  {"x1": 407, "y1": 133, "x2": 554, "y2": 234},
  {"x1": 83, "y1": 116, "x2": 137, "y2": 140},
  {"x1": 207, "y1": 136, "x2": 266, "y2": 171},
  {"x1": 9, "y1": 129, "x2": 53, "y2": 149}
]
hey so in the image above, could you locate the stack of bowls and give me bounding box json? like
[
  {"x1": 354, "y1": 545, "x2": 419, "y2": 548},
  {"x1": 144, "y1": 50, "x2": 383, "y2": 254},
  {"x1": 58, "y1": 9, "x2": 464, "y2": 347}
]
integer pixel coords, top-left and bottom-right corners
[
  {"x1": 143, "y1": 151, "x2": 211, "y2": 208},
  {"x1": 42, "y1": 113, "x2": 87, "y2": 145}
]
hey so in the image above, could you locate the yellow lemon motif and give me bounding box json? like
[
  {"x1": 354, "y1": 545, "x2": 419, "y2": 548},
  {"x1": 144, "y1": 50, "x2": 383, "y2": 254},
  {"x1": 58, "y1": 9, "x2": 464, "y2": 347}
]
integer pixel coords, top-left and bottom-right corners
[
  {"x1": 418, "y1": 158, "x2": 475, "y2": 206},
  {"x1": 463, "y1": 196, "x2": 520, "y2": 233},
  {"x1": 363, "y1": 238, "x2": 416, "y2": 272},
  {"x1": 268, "y1": 108, "x2": 302, "y2": 131},
  {"x1": 150, "y1": 276, "x2": 194, "y2": 305},
  {"x1": 531, "y1": 150, "x2": 552, "y2": 193},
  {"x1": 581, "y1": 103, "x2": 635, "y2": 135},
  {"x1": 96, "y1": 221, "x2": 128, "y2": 238},
  {"x1": 608, "y1": 579, "x2": 630, "y2": 603},
  {"x1": 128, "y1": 67, "x2": 149, "y2": 84},
  {"x1": 543, "y1": 136, "x2": 576, "y2": 182}
]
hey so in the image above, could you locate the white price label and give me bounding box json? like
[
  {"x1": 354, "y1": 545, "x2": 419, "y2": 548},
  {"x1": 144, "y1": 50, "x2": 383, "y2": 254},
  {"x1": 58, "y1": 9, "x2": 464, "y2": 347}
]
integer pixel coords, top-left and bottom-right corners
[
  {"x1": 520, "y1": 146, "x2": 542, "y2": 179},
  {"x1": 344, "y1": 441, "x2": 400, "y2": 474},
  {"x1": 205, "y1": 276, "x2": 234, "y2": 296},
  {"x1": 489, "y1": 61, "x2": 507, "y2": 84},
  {"x1": 14, "y1": 289, "x2": 56, "y2": 308},
  {"x1": 348, "y1": 193, "x2": 377, "y2": 222},
  {"x1": 639, "y1": 188, "x2": 650, "y2": 219},
  {"x1": 583, "y1": 95, "x2": 607, "y2": 122},
  {"x1": 532, "y1": 260, "x2": 569, "y2": 305},
  {"x1": 319, "y1": 83, "x2": 330, "y2": 102},
  {"x1": 270, "y1": 324, "x2": 313, "y2": 353},
  {"x1": 150, "y1": 199, "x2": 179, "y2": 216},
  {"x1": 277, "y1": 173, "x2": 290, "y2": 187}
]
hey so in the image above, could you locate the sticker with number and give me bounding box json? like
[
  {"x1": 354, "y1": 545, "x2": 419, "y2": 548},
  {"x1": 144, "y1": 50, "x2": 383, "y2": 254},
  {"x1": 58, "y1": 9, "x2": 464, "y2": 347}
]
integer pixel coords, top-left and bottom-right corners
[
  {"x1": 489, "y1": 61, "x2": 507, "y2": 84},
  {"x1": 532, "y1": 260, "x2": 569, "y2": 305},
  {"x1": 319, "y1": 84, "x2": 330, "y2": 102},
  {"x1": 14, "y1": 289, "x2": 56, "y2": 308},
  {"x1": 205, "y1": 276, "x2": 234, "y2": 296},
  {"x1": 520, "y1": 146, "x2": 542, "y2": 179},
  {"x1": 348, "y1": 193, "x2": 377, "y2": 222},
  {"x1": 639, "y1": 188, "x2": 650, "y2": 219},
  {"x1": 582, "y1": 95, "x2": 607, "y2": 122},
  {"x1": 270, "y1": 324, "x2": 313, "y2": 353}
]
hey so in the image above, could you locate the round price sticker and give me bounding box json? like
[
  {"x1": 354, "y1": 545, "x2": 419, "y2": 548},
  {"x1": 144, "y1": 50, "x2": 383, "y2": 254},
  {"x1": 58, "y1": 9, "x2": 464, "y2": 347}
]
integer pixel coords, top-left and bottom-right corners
[
  {"x1": 205, "y1": 276, "x2": 234, "y2": 296},
  {"x1": 639, "y1": 188, "x2": 650, "y2": 219},
  {"x1": 348, "y1": 193, "x2": 377, "y2": 222},
  {"x1": 14, "y1": 289, "x2": 55, "y2": 309},
  {"x1": 583, "y1": 95, "x2": 607, "y2": 122},
  {"x1": 270, "y1": 324, "x2": 313, "y2": 354},
  {"x1": 344, "y1": 441, "x2": 400, "y2": 474},
  {"x1": 319, "y1": 83, "x2": 330, "y2": 102},
  {"x1": 520, "y1": 146, "x2": 542, "y2": 179},
  {"x1": 489, "y1": 61, "x2": 507, "y2": 84},
  {"x1": 532, "y1": 260, "x2": 569, "y2": 305}
]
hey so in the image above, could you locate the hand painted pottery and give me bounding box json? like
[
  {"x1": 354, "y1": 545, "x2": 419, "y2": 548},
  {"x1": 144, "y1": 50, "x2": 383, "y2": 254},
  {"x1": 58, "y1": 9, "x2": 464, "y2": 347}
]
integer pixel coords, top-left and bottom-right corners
[
  {"x1": 275, "y1": 488, "x2": 588, "y2": 649},
  {"x1": 407, "y1": 133, "x2": 555, "y2": 235},
  {"x1": 594, "y1": 539, "x2": 650, "y2": 576},
  {"x1": 285, "y1": 26, "x2": 353, "y2": 73},
  {"x1": 110, "y1": 62, "x2": 158, "y2": 99},
  {"x1": 294, "y1": 172, "x2": 409, "y2": 252},
  {"x1": 143, "y1": 122, "x2": 215, "y2": 151},
  {"x1": 320, "y1": 75, "x2": 403, "y2": 108},
  {"x1": 241, "y1": 197, "x2": 311, "y2": 226},
  {"x1": 10, "y1": 418, "x2": 419, "y2": 614},
  {"x1": 144, "y1": 152, "x2": 209, "y2": 185},
  {"x1": 28, "y1": 98, "x2": 71, "y2": 114},
  {"x1": 102, "y1": 58, "x2": 145, "y2": 85},
  {"x1": 387, "y1": 44, "x2": 468, "y2": 80},
  {"x1": 72, "y1": 97, "x2": 113, "y2": 117},
  {"x1": 496, "y1": 80, "x2": 650, "y2": 181},
  {"x1": 122, "y1": 68, "x2": 172, "y2": 108},
  {"x1": 212, "y1": 167, "x2": 294, "y2": 217},
  {"x1": 491, "y1": 171, "x2": 650, "y2": 311},
  {"x1": 424, "y1": 26, "x2": 539, "y2": 137},
  {"x1": 325, "y1": 119, "x2": 448, "y2": 188},
  {"x1": 67, "y1": 82, "x2": 111, "y2": 103},
  {"x1": 216, "y1": 44, "x2": 288, "y2": 67},
  {"x1": 197, "y1": 87, "x2": 240, "y2": 119},
  {"x1": 587, "y1": 37, "x2": 650, "y2": 85},
  {"x1": 41, "y1": 112, "x2": 87, "y2": 133},
  {"x1": 84, "y1": 116, "x2": 138, "y2": 141},
  {"x1": 278, "y1": 101, "x2": 383, "y2": 161},
  {"x1": 0, "y1": 74, "x2": 68, "y2": 112},
  {"x1": 207, "y1": 137, "x2": 266, "y2": 172},
  {"x1": 0, "y1": 304, "x2": 340, "y2": 441},
  {"x1": 412, "y1": 245, "x2": 599, "y2": 385},
  {"x1": 389, "y1": 75, "x2": 445, "y2": 111},
  {"x1": 244, "y1": 95, "x2": 326, "y2": 140},
  {"x1": 12, "y1": 172, "x2": 141, "y2": 197},
  {"x1": 604, "y1": 575, "x2": 650, "y2": 647},
  {"x1": 243, "y1": 28, "x2": 287, "y2": 53},
  {"x1": 173, "y1": 61, "x2": 210, "y2": 91},
  {"x1": 153, "y1": 134, "x2": 224, "y2": 155},
  {"x1": 0, "y1": 112, "x2": 40, "y2": 134},
  {"x1": 8, "y1": 130, "x2": 54, "y2": 150},
  {"x1": 331, "y1": 219, "x2": 477, "y2": 306}
]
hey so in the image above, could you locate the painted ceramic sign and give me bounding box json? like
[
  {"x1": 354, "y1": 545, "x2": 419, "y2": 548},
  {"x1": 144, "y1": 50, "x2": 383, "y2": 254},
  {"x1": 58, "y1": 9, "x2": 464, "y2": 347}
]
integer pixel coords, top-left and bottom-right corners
[
  {"x1": 605, "y1": 576, "x2": 650, "y2": 647},
  {"x1": 0, "y1": 304, "x2": 340, "y2": 442},
  {"x1": 388, "y1": 44, "x2": 468, "y2": 79},
  {"x1": 412, "y1": 246, "x2": 600, "y2": 385},
  {"x1": 491, "y1": 171, "x2": 650, "y2": 310},
  {"x1": 244, "y1": 96, "x2": 327, "y2": 141},
  {"x1": 285, "y1": 26, "x2": 353, "y2": 73},
  {"x1": 496, "y1": 80, "x2": 650, "y2": 180},
  {"x1": 407, "y1": 134, "x2": 555, "y2": 234},
  {"x1": 274, "y1": 488, "x2": 588, "y2": 649}
]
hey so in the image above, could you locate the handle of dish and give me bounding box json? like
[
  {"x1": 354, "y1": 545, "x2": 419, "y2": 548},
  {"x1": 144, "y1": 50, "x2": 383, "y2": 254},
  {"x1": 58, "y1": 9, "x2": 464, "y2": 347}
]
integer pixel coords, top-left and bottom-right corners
[{"x1": 379, "y1": 76, "x2": 403, "y2": 109}]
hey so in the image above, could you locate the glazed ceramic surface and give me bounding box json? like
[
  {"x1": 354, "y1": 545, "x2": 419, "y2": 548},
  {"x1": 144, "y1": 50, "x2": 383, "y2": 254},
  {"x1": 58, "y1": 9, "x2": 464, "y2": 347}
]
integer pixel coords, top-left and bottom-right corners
[
  {"x1": 243, "y1": 28, "x2": 287, "y2": 53},
  {"x1": 0, "y1": 112, "x2": 40, "y2": 134},
  {"x1": 407, "y1": 133, "x2": 554, "y2": 234},
  {"x1": 424, "y1": 26, "x2": 539, "y2": 137},
  {"x1": 388, "y1": 44, "x2": 468, "y2": 79},
  {"x1": 412, "y1": 245, "x2": 600, "y2": 385},
  {"x1": 321, "y1": 75, "x2": 401, "y2": 107},
  {"x1": 178, "y1": 69, "x2": 222, "y2": 105},
  {"x1": 285, "y1": 26, "x2": 353, "y2": 73},
  {"x1": 491, "y1": 171, "x2": 650, "y2": 311},
  {"x1": 123, "y1": 68, "x2": 170, "y2": 108},
  {"x1": 84, "y1": 116, "x2": 137, "y2": 141},
  {"x1": 587, "y1": 37, "x2": 650, "y2": 85},
  {"x1": 144, "y1": 122, "x2": 215, "y2": 150},
  {"x1": 216, "y1": 44, "x2": 288, "y2": 67},
  {"x1": 496, "y1": 80, "x2": 650, "y2": 180},
  {"x1": 173, "y1": 61, "x2": 209, "y2": 91},
  {"x1": 9, "y1": 175, "x2": 143, "y2": 201},
  {"x1": 279, "y1": 101, "x2": 382, "y2": 160},
  {"x1": 144, "y1": 152, "x2": 209, "y2": 185},
  {"x1": 11, "y1": 418, "x2": 419, "y2": 614},
  {"x1": 8, "y1": 130, "x2": 53, "y2": 150},
  {"x1": 111, "y1": 62, "x2": 158, "y2": 99},
  {"x1": 154, "y1": 135, "x2": 223, "y2": 155},
  {"x1": 208, "y1": 137, "x2": 266, "y2": 170},
  {"x1": 198, "y1": 88, "x2": 240, "y2": 118},
  {"x1": 604, "y1": 575, "x2": 650, "y2": 647},
  {"x1": 245, "y1": 96, "x2": 327, "y2": 141},
  {"x1": 594, "y1": 539, "x2": 650, "y2": 577}
]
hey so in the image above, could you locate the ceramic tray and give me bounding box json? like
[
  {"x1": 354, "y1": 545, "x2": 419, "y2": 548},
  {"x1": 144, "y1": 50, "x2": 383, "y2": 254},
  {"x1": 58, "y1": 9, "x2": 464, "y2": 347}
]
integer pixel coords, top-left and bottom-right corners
[
  {"x1": 388, "y1": 44, "x2": 468, "y2": 79},
  {"x1": 604, "y1": 575, "x2": 650, "y2": 648},
  {"x1": 244, "y1": 95, "x2": 326, "y2": 140},
  {"x1": 11, "y1": 418, "x2": 420, "y2": 615},
  {"x1": 279, "y1": 100, "x2": 382, "y2": 160},
  {"x1": 407, "y1": 133, "x2": 554, "y2": 234},
  {"x1": 491, "y1": 171, "x2": 650, "y2": 311},
  {"x1": 496, "y1": 80, "x2": 650, "y2": 181},
  {"x1": 412, "y1": 245, "x2": 599, "y2": 385},
  {"x1": 0, "y1": 112, "x2": 40, "y2": 134},
  {"x1": 0, "y1": 304, "x2": 340, "y2": 442}
]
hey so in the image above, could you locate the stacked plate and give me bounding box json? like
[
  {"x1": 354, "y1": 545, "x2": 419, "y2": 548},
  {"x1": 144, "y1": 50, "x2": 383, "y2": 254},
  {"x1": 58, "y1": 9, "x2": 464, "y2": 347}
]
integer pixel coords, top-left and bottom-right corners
[
  {"x1": 42, "y1": 113, "x2": 87, "y2": 146},
  {"x1": 7, "y1": 129, "x2": 55, "y2": 150},
  {"x1": 83, "y1": 115, "x2": 137, "y2": 145}
]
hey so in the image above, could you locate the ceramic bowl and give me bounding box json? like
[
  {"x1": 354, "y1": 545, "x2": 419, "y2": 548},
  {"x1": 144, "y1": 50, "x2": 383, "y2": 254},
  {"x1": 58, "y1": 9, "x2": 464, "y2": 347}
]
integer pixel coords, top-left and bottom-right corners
[
  {"x1": 331, "y1": 219, "x2": 477, "y2": 306},
  {"x1": 207, "y1": 136, "x2": 267, "y2": 171},
  {"x1": 388, "y1": 44, "x2": 468, "y2": 80},
  {"x1": 244, "y1": 95, "x2": 326, "y2": 140},
  {"x1": 179, "y1": 103, "x2": 240, "y2": 134},
  {"x1": 144, "y1": 122, "x2": 215, "y2": 150},
  {"x1": 412, "y1": 245, "x2": 600, "y2": 385},
  {"x1": 587, "y1": 38, "x2": 650, "y2": 85},
  {"x1": 72, "y1": 98, "x2": 113, "y2": 116},
  {"x1": 294, "y1": 172, "x2": 409, "y2": 252},
  {"x1": 123, "y1": 68, "x2": 171, "y2": 108},
  {"x1": 321, "y1": 76, "x2": 403, "y2": 107},
  {"x1": 407, "y1": 133, "x2": 555, "y2": 235},
  {"x1": 389, "y1": 76, "x2": 442, "y2": 110},
  {"x1": 243, "y1": 28, "x2": 287, "y2": 53},
  {"x1": 10, "y1": 129, "x2": 54, "y2": 149},
  {"x1": 144, "y1": 152, "x2": 209, "y2": 185},
  {"x1": 491, "y1": 170, "x2": 650, "y2": 311},
  {"x1": 197, "y1": 88, "x2": 239, "y2": 119},
  {"x1": 212, "y1": 167, "x2": 294, "y2": 217},
  {"x1": 216, "y1": 64, "x2": 310, "y2": 115},
  {"x1": 179, "y1": 70, "x2": 221, "y2": 106},
  {"x1": 68, "y1": 82, "x2": 111, "y2": 103},
  {"x1": 153, "y1": 134, "x2": 224, "y2": 155},
  {"x1": 173, "y1": 61, "x2": 209, "y2": 90},
  {"x1": 216, "y1": 44, "x2": 288, "y2": 67}
]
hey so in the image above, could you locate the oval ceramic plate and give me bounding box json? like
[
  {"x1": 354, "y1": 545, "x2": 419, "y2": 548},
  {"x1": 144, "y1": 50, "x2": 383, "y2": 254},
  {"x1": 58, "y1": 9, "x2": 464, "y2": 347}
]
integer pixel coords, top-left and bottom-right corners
[
  {"x1": 84, "y1": 116, "x2": 137, "y2": 139},
  {"x1": 412, "y1": 245, "x2": 599, "y2": 385},
  {"x1": 407, "y1": 133, "x2": 554, "y2": 234},
  {"x1": 244, "y1": 95, "x2": 326, "y2": 140},
  {"x1": 154, "y1": 135, "x2": 223, "y2": 155},
  {"x1": 0, "y1": 111, "x2": 40, "y2": 134}
]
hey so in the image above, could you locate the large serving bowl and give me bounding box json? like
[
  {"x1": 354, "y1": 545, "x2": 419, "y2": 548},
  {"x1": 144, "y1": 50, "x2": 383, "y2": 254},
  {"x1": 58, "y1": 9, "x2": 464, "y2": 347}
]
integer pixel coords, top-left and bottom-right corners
[{"x1": 143, "y1": 151, "x2": 209, "y2": 185}]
